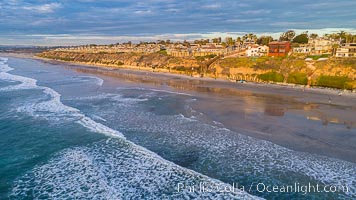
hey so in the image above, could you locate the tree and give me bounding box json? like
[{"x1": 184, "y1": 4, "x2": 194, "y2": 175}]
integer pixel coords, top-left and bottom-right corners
[
  {"x1": 309, "y1": 33, "x2": 318, "y2": 39},
  {"x1": 225, "y1": 37, "x2": 234, "y2": 46},
  {"x1": 353, "y1": 35, "x2": 356, "y2": 43},
  {"x1": 345, "y1": 33, "x2": 353, "y2": 43},
  {"x1": 236, "y1": 37, "x2": 242, "y2": 44},
  {"x1": 257, "y1": 36, "x2": 274, "y2": 45},
  {"x1": 183, "y1": 40, "x2": 190, "y2": 47},
  {"x1": 242, "y1": 33, "x2": 257, "y2": 43},
  {"x1": 293, "y1": 33, "x2": 308, "y2": 44},
  {"x1": 279, "y1": 30, "x2": 295, "y2": 41},
  {"x1": 221, "y1": 42, "x2": 227, "y2": 48}
]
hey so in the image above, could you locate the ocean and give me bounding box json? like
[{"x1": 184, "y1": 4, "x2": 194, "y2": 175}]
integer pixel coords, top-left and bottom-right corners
[{"x1": 0, "y1": 56, "x2": 355, "y2": 199}]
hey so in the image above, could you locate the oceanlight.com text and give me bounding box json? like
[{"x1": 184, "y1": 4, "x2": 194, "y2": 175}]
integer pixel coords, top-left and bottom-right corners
[{"x1": 177, "y1": 182, "x2": 349, "y2": 195}]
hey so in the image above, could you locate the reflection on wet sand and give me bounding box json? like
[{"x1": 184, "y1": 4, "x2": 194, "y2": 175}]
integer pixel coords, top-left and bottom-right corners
[{"x1": 71, "y1": 65, "x2": 356, "y2": 162}]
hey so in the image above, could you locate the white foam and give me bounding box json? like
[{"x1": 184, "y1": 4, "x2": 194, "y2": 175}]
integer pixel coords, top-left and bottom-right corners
[
  {"x1": 84, "y1": 100, "x2": 356, "y2": 198},
  {"x1": 0, "y1": 57, "x2": 14, "y2": 73},
  {"x1": 0, "y1": 57, "x2": 9, "y2": 62},
  {"x1": 70, "y1": 93, "x2": 148, "y2": 104},
  {"x1": 118, "y1": 86, "x2": 193, "y2": 96},
  {"x1": 3, "y1": 56, "x2": 355, "y2": 198},
  {"x1": 75, "y1": 75, "x2": 104, "y2": 86},
  {"x1": 91, "y1": 114, "x2": 107, "y2": 122},
  {"x1": 0, "y1": 73, "x2": 37, "y2": 90},
  {"x1": 0, "y1": 64, "x2": 14, "y2": 73},
  {"x1": 0, "y1": 57, "x2": 124, "y2": 139},
  {"x1": 78, "y1": 117, "x2": 124, "y2": 138},
  {"x1": 10, "y1": 140, "x2": 260, "y2": 199},
  {"x1": 177, "y1": 113, "x2": 197, "y2": 122}
]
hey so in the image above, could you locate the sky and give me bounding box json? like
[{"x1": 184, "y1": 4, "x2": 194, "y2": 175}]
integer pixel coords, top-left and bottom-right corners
[{"x1": 1, "y1": 0, "x2": 356, "y2": 46}]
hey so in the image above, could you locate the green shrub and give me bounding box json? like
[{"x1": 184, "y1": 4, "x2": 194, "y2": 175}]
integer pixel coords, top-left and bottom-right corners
[
  {"x1": 195, "y1": 54, "x2": 217, "y2": 61},
  {"x1": 287, "y1": 72, "x2": 308, "y2": 85},
  {"x1": 307, "y1": 54, "x2": 329, "y2": 60},
  {"x1": 173, "y1": 66, "x2": 188, "y2": 71},
  {"x1": 205, "y1": 54, "x2": 217, "y2": 59},
  {"x1": 258, "y1": 71, "x2": 284, "y2": 82},
  {"x1": 157, "y1": 50, "x2": 168, "y2": 55},
  {"x1": 316, "y1": 75, "x2": 353, "y2": 89}
]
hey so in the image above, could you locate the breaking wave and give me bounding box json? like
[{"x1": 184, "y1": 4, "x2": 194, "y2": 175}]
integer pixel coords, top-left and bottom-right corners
[
  {"x1": 1, "y1": 57, "x2": 259, "y2": 199},
  {"x1": 0, "y1": 57, "x2": 124, "y2": 139}
]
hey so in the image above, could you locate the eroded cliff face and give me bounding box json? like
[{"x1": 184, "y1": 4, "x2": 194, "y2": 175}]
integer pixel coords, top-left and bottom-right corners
[
  {"x1": 210, "y1": 57, "x2": 356, "y2": 89},
  {"x1": 37, "y1": 51, "x2": 356, "y2": 89},
  {"x1": 38, "y1": 51, "x2": 199, "y2": 69}
]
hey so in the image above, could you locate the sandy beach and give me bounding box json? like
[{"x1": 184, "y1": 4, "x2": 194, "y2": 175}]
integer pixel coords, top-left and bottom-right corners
[
  {"x1": 1, "y1": 55, "x2": 355, "y2": 199},
  {"x1": 2, "y1": 53, "x2": 355, "y2": 162},
  {"x1": 20, "y1": 54, "x2": 354, "y2": 163}
]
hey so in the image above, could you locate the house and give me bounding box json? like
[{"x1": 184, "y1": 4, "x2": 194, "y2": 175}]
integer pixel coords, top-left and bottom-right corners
[
  {"x1": 268, "y1": 41, "x2": 291, "y2": 57},
  {"x1": 245, "y1": 44, "x2": 269, "y2": 57},
  {"x1": 308, "y1": 38, "x2": 338, "y2": 55},
  {"x1": 336, "y1": 43, "x2": 356, "y2": 57},
  {"x1": 293, "y1": 45, "x2": 313, "y2": 54},
  {"x1": 195, "y1": 43, "x2": 226, "y2": 56},
  {"x1": 166, "y1": 44, "x2": 191, "y2": 57}
]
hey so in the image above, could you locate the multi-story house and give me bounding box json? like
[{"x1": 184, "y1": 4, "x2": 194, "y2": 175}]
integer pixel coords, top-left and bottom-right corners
[
  {"x1": 293, "y1": 45, "x2": 313, "y2": 54},
  {"x1": 245, "y1": 45, "x2": 269, "y2": 57},
  {"x1": 308, "y1": 37, "x2": 338, "y2": 55},
  {"x1": 268, "y1": 41, "x2": 291, "y2": 57},
  {"x1": 336, "y1": 43, "x2": 356, "y2": 57}
]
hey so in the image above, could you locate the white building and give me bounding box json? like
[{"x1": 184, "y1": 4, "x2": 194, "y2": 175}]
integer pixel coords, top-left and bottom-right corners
[
  {"x1": 293, "y1": 46, "x2": 313, "y2": 54},
  {"x1": 336, "y1": 43, "x2": 356, "y2": 57},
  {"x1": 245, "y1": 45, "x2": 269, "y2": 57},
  {"x1": 308, "y1": 37, "x2": 339, "y2": 55}
]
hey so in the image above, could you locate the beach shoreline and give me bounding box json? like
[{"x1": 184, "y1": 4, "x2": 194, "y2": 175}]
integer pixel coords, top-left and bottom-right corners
[
  {"x1": 2, "y1": 52, "x2": 355, "y2": 98},
  {"x1": 2, "y1": 54, "x2": 356, "y2": 170},
  {"x1": 27, "y1": 54, "x2": 356, "y2": 163}
]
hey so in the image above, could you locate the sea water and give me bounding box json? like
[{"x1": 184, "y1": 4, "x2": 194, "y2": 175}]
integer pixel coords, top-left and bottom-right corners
[{"x1": 0, "y1": 57, "x2": 355, "y2": 199}]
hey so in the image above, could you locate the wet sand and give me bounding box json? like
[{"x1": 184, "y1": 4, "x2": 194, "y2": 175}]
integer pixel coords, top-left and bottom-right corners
[
  {"x1": 4, "y1": 53, "x2": 356, "y2": 163},
  {"x1": 37, "y1": 58, "x2": 356, "y2": 163}
]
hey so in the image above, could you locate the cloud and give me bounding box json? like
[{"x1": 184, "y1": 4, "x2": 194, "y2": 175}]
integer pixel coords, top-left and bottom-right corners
[
  {"x1": 202, "y1": 4, "x2": 221, "y2": 10},
  {"x1": 270, "y1": 21, "x2": 311, "y2": 27},
  {"x1": 23, "y1": 3, "x2": 62, "y2": 13},
  {"x1": 226, "y1": 18, "x2": 264, "y2": 23},
  {"x1": 2, "y1": 27, "x2": 356, "y2": 46},
  {"x1": 0, "y1": 0, "x2": 356, "y2": 45},
  {"x1": 134, "y1": 10, "x2": 153, "y2": 15},
  {"x1": 241, "y1": 9, "x2": 271, "y2": 15}
]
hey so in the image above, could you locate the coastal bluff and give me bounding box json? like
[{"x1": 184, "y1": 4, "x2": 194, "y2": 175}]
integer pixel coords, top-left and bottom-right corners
[{"x1": 37, "y1": 51, "x2": 356, "y2": 90}]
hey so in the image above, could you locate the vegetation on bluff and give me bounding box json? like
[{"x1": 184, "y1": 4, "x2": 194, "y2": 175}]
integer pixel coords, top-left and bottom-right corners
[
  {"x1": 212, "y1": 56, "x2": 355, "y2": 89},
  {"x1": 37, "y1": 51, "x2": 356, "y2": 90},
  {"x1": 258, "y1": 71, "x2": 284, "y2": 82},
  {"x1": 287, "y1": 72, "x2": 308, "y2": 85},
  {"x1": 315, "y1": 76, "x2": 353, "y2": 90},
  {"x1": 38, "y1": 51, "x2": 199, "y2": 70}
]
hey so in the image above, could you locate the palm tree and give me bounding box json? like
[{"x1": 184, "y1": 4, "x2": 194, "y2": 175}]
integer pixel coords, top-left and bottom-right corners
[
  {"x1": 236, "y1": 37, "x2": 242, "y2": 44},
  {"x1": 242, "y1": 34, "x2": 248, "y2": 42},
  {"x1": 345, "y1": 33, "x2": 353, "y2": 43}
]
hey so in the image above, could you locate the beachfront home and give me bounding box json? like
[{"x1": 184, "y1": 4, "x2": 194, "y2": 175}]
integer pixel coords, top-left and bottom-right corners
[
  {"x1": 245, "y1": 44, "x2": 269, "y2": 57},
  {"x1": 293, "y1": 45, "x2": 313, "y2": 54},
  {"x1": 308, "y1": 37, "x2": 338, "y2": 55},
  {"x1": 166, "y1": 44, "x2": 191, "y2": 57},
  {"x1": 268, "y1": 41, "x2": 291, "y2": 57},
  {"x1": 336, "y1": 43, "x2": 356, "y2": 57},
  {"x1": 195, "y1": 43, "x2": 226, "y2": 56}
]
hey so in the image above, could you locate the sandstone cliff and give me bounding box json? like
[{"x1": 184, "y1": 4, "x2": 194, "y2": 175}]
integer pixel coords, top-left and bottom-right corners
[{"x1": 37, "y1": 51, "x2": 356, "y2": 89}]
